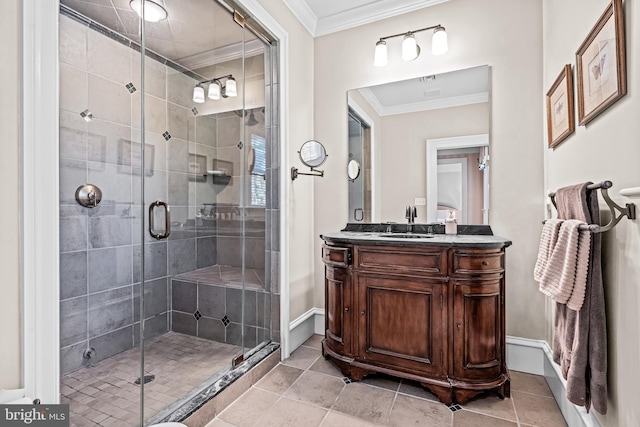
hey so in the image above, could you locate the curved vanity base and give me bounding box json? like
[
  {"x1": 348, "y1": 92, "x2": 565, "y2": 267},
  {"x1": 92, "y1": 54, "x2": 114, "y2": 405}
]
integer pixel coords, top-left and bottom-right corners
[
  {"x1": 323, "y1": 340, "x2": 510, "y2": 405},
  {"x1": 450, "y1": 376, "x2": 511, "y2": 405},
  {"x1": 420, "y1": 383, "x2": 454, "y2": 405},
  {"x1": 320, "y1": 235, "x2": 512, "y2": 407}
]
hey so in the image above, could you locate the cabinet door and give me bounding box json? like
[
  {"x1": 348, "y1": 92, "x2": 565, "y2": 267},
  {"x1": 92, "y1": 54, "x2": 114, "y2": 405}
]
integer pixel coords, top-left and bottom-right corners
[
  {"x1": 325, "y1": 267, "x2": 353, "y2": 355},
  {"x1": 452, "y1": 277, "x2": 503, "y2": 381},
  {"x1": 357, "y1": 275, "x2": 446, "y2": 377}
]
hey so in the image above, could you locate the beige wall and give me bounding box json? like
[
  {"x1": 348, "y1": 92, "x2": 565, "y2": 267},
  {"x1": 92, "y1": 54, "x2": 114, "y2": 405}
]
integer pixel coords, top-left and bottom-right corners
[
  {"x1": 0, "y1": 0, "x2": 22, "y2": 389},
  {"x1": 314, "y1": 0, "x2": 545, "y2": 338},
  {"x1": 256, "y1": 0, "x2": 316, "y2": 321},
  {"x1": 378, "y1": 103, "x2": 489, "y2": 223},
  {"x1": 543, "y1": 0, "x2": 640, "y2": 424}
]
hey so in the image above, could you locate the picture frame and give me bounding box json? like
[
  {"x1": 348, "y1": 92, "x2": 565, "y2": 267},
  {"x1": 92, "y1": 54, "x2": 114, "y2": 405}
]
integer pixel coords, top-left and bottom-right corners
[
  {"x1": 576, "y1": 0, "x2": 626, "y2": 126},
  {"x1": 546, "y1": 64, "x2": 575, "y2": 148}
]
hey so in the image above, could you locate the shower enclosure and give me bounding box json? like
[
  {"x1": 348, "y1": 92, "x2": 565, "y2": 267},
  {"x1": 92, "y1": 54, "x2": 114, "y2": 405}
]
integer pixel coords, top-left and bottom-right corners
[{"x1": 57, "y1": 1, "x2": 279, "y2": 425}]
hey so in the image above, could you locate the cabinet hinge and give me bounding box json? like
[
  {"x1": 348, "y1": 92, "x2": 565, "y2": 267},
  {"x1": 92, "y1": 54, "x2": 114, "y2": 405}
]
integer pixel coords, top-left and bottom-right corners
[
  {"x1": 440, "y1": 294, "x2": 443, "y2": 309},
  {"x1": 347, "y1": 250, "x2": 353, "y2": 266}
]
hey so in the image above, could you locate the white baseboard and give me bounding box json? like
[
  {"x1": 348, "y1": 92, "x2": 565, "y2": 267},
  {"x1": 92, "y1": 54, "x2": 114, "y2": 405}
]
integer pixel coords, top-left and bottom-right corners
[
  {"x1": 288, "y1": 307, "x2": 324, "y2": 351},
  {"x1": 506, "y1": 336, "x2": 602, "y2": 427}
]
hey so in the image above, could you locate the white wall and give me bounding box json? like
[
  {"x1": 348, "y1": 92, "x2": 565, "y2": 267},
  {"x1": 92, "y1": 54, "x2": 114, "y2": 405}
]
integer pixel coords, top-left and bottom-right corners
[
  {"x1": 314, "y1": 0, "x2": 545, "y2": 338},
  {"x1": 543, "y1": 0, "x2": 640, "y2": 424},
  {"x1": 0, "y1": 0, "x2": 22, "y2": 390}
]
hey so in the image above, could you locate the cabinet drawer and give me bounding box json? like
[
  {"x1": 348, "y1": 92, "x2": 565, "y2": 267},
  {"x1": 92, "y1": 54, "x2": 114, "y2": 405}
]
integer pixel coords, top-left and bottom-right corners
[
  {"x1": 357, "y1": 246, "x2": 445, "y2": 276},
  {"x1": 322, "y1": 244, "x2": 351, "y2": 268},
  {"x1": 452, "y1": 249, "x2": 503, "y2": 274}
]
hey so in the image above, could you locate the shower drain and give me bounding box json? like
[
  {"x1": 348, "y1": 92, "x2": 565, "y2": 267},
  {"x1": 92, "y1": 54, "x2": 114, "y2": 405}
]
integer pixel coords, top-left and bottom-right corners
[{"x1": 134, "y1": 374, "x2": 155, "y2": 385}]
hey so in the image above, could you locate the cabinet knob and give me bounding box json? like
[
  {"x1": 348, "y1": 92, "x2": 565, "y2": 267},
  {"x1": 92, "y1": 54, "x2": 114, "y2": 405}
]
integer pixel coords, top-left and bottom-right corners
[
  {"x1": 457, "y1": 323, "x2": 461, "y2": 329},
  {"x1": 361, "y1": 311, "x2": 365, "y2": 316},
  {"x1": 482, "y1": 261, "x2": 488, "y2": 266},
  {"x1": 344, "y1": 307, "x2": 349, "y2": 312}
]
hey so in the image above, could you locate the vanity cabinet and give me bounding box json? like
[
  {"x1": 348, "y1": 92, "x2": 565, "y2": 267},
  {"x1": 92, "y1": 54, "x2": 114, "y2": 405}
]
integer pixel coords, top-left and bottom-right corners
[{"x1": 321, "y1": 238, "x2": 510, "y2": 405}]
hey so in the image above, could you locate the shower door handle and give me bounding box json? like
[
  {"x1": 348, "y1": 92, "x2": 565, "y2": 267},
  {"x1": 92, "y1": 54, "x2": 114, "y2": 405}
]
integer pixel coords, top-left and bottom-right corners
[{"x1": 149, "y1": 200, "x2": 171, "y2": 240}]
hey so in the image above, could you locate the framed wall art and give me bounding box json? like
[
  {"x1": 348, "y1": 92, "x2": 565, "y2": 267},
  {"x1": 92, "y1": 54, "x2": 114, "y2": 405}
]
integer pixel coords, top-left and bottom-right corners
[
  {"x1": 546, "y1": 64, "x2": 575, "y2": 148},
  {"x1": 576, "y1": 0, "x2": 626, "y2": 126}
]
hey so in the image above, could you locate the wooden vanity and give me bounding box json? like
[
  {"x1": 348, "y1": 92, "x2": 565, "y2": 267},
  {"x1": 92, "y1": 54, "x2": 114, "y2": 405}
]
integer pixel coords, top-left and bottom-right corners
[{"x1": 321, "y1": 229, "x2": 512, "y2": 405}]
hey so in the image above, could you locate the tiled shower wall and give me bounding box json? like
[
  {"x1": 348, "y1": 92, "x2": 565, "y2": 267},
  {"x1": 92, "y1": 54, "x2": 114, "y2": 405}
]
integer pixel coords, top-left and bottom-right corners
[
  {"x1": 59, "y1": 12, "x2": 281, "y2": 375},
  {"x1": 59, "y1": 14, "x2": 220, "y2": 374}
]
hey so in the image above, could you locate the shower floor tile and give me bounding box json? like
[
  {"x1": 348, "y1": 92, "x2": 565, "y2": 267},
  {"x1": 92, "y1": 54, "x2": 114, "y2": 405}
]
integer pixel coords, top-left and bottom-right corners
[
  {"x1": 174, "y1": 265, "x2": 265, "y2": 289},
  {"x1": 61, "y1": 331, "x2": 241, "y2": 427}
]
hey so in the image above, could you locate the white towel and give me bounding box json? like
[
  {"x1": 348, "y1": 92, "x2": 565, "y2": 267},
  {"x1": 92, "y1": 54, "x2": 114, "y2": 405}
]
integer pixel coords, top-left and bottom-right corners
[
  {"x1": 534, "y1": 219, "x2": 562, "y2": 282},
  {"x1": 535, "y1": 219, "x2": 591, "y2": 310}
]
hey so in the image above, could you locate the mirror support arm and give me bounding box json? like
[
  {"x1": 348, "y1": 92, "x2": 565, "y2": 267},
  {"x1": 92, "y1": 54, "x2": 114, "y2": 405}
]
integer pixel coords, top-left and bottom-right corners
[{"x1": 291, "y1": 167, "x2": 324, "y2": 181}]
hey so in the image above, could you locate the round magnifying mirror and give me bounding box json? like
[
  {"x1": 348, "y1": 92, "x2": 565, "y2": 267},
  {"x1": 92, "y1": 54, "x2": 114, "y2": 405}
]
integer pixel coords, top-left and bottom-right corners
[
  {"x1": 299, "y1": 140, "x2": 327, "y2": 168},
  {"x1": 347, "y1": 159, "x2": 360, "y2": 181},
  {"x1": 247, "y1": 148, "x2": 256, "y2": 174}
]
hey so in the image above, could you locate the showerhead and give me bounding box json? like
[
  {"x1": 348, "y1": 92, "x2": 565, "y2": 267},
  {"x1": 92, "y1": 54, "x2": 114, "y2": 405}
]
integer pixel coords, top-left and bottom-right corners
[{"x1": 246, "y1": 111, "x2": 258, "y2": 126}]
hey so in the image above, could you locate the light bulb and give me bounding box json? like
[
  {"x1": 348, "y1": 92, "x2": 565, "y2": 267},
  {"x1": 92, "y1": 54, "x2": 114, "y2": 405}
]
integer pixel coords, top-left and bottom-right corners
[
  {"x1": 374, "y1": 40, "x2": 387, "y2": 67},
  {"x1": 129, "y1": 0, "x2": 168, "y2": 23},
  {"x1": 193, "y1": 85, "x2": 205, "y2": 103},
  {"x1": 432, "y1": 27, "x2": 448, "y2": 56},
  {"x1": 208, "y1": 81, "x2": 221, "y2": 100},
  {"x1": 225, "y1": 77, "x2": 237, "y2": 97},
  {"x1": 401, "y1": 33, "x2": 420, "y2": 61}
]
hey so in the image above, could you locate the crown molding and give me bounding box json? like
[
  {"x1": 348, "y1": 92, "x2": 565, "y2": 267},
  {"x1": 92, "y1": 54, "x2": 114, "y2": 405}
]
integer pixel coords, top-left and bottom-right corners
[
  {"x1": 282, "y1": 0, "x2": 448, "y2": 37},
  {"x1": 177, "y1": 39, "x2": 265, "y2": 70},
  {"x1": 359, "y1": 88, "x2": 489, "y2": 116},
  {"x1": 281, "y1": 0, "x2": 317, "y2": 36}
]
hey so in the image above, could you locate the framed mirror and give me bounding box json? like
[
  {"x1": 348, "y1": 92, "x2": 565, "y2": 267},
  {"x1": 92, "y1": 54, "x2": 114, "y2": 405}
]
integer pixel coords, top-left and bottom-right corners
[{"x1": 347, "y1": 65, "x2": 490, "y2": 224}]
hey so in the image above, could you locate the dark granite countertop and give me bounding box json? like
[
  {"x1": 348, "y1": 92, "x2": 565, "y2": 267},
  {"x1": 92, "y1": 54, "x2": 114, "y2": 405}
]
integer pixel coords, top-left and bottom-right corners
[{"x1": 321, "y1": 224, "x2": 511, "y2": 248}]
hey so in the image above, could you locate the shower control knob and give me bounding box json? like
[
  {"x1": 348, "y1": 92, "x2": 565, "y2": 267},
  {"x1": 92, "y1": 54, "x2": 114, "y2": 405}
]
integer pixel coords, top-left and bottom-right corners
[{"x1": 75, "y1": 184, "x2": 102, "y2": 208}]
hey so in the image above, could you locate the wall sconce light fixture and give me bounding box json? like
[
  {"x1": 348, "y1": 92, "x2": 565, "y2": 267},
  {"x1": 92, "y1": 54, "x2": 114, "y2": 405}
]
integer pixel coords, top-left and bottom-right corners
[
  {"x1": 374, "y1": 25, "x2": 448, "y2": 67},
  {"x1": 192, "y1": 75, "x2": 237, "y2": 104}
]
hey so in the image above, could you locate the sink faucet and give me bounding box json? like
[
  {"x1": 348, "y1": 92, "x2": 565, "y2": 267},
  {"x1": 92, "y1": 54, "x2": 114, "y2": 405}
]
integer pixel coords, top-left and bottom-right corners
[{"x1": 405, "y1": 205, "x2": 417, "y2": 229}]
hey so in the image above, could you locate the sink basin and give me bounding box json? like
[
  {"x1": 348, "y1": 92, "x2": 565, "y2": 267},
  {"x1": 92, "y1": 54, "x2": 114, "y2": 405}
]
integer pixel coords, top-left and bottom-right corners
[{"x1": 379, "y1": 233, "x2": 433, "y2": 239}]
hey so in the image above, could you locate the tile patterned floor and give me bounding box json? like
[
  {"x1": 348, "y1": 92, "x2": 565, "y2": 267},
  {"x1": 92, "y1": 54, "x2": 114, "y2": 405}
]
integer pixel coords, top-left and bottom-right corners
[
  {"x1": 205, "y1": 334, "x2": 568, "y2": 427},
  {"x1": 61, "y1": 332, "x2": 241, "y2": 426}
]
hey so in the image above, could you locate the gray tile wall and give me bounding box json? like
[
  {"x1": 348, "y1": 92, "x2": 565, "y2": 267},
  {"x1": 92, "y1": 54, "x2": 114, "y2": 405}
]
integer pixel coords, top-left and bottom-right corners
[
  {"x1": 59, "y1": 14, "x2": 281, "y2": 374},
  {"x1": 59, "y1": 15, "x2": 220, "y2": 374},
  {"x1": 170, "y1": 279, "x2": 273, "y2": 349}
]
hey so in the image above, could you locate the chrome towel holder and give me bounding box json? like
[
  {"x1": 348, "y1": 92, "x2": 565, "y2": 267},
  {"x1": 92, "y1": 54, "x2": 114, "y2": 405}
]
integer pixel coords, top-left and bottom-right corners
[{"x1": 547, "y1": 180, "x2": 636, "y2": 233}]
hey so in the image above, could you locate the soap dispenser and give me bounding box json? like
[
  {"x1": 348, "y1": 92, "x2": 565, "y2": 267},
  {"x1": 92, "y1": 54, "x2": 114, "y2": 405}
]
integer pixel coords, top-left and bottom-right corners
[{"x1": 445, "y1": 210, "x2": 457, "y2": 235}]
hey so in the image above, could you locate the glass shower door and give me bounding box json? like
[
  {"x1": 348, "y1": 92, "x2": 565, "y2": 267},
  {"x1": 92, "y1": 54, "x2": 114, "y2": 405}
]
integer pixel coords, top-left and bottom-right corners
[
  {"x1": 138, "y1": 2, "x2": 274, "y2": 424},
  {"x1": 59, "y1": 1, "x2": 277, "y2": 425}
]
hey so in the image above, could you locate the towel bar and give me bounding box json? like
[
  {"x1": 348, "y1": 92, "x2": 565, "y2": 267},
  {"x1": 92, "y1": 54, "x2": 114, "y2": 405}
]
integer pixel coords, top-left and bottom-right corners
[{"x1": 546, "y1": 181, "x2": 636, "y2": 233}]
